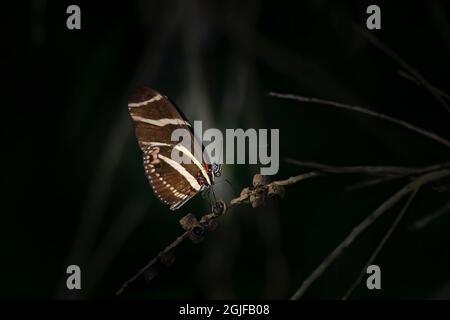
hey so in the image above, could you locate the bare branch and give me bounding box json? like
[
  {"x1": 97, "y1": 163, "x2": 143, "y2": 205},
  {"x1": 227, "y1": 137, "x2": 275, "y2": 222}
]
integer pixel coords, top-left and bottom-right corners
[
  {"x1": 116, "y1": 231, "x2": 190, "y2": 296},
  {"x1": 116, "y1": 172, "x2": 320, "y2": 296},
  {"x1": 397, "y1": 70, "x2": 450, "y2": 102},
  {"x1": 346, "y1": 176, "x2": 401, "y2": 191},
  {"x1": 342, "y1": 187, "x2": 420, "y2": 300},
  {"x1": 290, "y1": 169, "x2": 450, "y2": 300},
  {"x1": 348, "y1": 164, "x2": 450, "y2": 190},
  {"x1": 355, "y1": 26, "x2": 450, "y2": 114},
  {"x1": 268, "y1": 92, "x2": 450, "y2": 149},
  {"x1": 270, "y1": 172, "x2": 320, "y2": 187},
  {"x1": 285, "y1": 158, "x2": 443, "y2": 176},
  {"x1": 286, "y1": 159, "x2": 450, "y2": 191},
  {"x1": 410, "y1": 200, "x2": 450, "y2": 230}
]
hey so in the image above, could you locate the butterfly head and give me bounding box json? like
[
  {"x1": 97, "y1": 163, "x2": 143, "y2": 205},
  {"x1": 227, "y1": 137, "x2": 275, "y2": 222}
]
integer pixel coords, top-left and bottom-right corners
[{"x1": 208, "y1": 163, "x2": 222, "y2": 182}]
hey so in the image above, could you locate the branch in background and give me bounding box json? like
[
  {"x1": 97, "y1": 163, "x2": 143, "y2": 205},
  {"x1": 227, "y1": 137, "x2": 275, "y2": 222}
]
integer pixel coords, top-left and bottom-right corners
[
  {"x1": 274, "y1": 85, "x2": 450, "y2": 299},
  {"x1": 410, "y1": 200, "x2": 450, "y2": 230},
  {"x1": 346, "y1": 176, "x2": 401, "y2": 191},
  {"x1": 286, "y1": 158, "x2": 450, "y2": 176},
  {"x1": 116, "y1": 160, "x2": 450, "y2": 296},
  {"x1": 342, "y1": 187, "x2": 420, "y2": 300},
  {"x1": 116, "y1": 230, "x2": 190, "y2": 296},
  {"x1": 286, "y1": 158, "x2": 450, "y2": 191},
  {"x1": 397, "y1": 70, "x2": 450, "y2": 102},
  {"x1": 116, "y1": 172, "x2": 320, "y2": 296},
  {"x1": 355, "y1": 26, "x2": 450, "y2": 114},
  {"x1": 268, "y1": 92, "x2": 450, "y2": 149},
  {"x1": 290, "y1": 169, "x2": 450, "y2": 300}
]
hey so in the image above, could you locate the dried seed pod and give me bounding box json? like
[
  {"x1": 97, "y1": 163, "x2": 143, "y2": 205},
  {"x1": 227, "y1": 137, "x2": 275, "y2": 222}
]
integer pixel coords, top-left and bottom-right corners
[
  {"x1": 206, "y1": 219, "x2": 219, "y2": 231},
  {"x1": 253, "y1": 174, "x2": 270, "y2": 188},
  {"x1": 240, "y1": 187, "x2": 251, "y2": 197},
  {"x1": 189, "y1": 225, "x2": 205, "y2": 243},
  {"x1": 192, "y1": 225, "x2": 204, "y2": 237},
  {"x1": 268, "y1": 183, "x2": 285, "y2": 198},
  {"x1": 179, "y1": 213, "x2": 204, "y2": 243},
  {"x1": 199, "y1": 213, "x2": 214, "y2": 224},
  {"x1": 179, "y1": 213, "x2": 199, "y2": 231},
  {"x1": 158, "y1": 252, "x2": 175, "y2": 267},
  {"x1": 144, "y1": 267, "x2": 159, "y2": 282},
  {"x1": 231, "y1": 187, "x2": 251, "y2": 206},
  {"x1": 200, "y1": 214, "x2": 219, "y2": 231},
  {"x1": 250, "y1": 192, "x2": 264, "y2": 208},
  {"x1": 212, "y1": 200, "x2": 227, "y2": 215}
]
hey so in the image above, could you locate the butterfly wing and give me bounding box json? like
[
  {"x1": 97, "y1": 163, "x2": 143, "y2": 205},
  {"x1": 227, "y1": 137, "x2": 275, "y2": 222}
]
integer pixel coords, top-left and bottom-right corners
[
  {"x1": 143, "y1": 144, "x2": 204, "y2": 210},
  {"x1": 128, "y1": 87, "x2": 211, "y2": 210},
  {"x1": 128, "y1": 87, "x2": 192, "y2": 150}
]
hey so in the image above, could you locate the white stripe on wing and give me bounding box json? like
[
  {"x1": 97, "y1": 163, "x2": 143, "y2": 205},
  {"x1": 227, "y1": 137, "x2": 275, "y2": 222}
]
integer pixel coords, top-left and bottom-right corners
[
  {"x1": 158, "y1": 154, "x2": 201, "y2": 191},
  {"x1": 128, "y1": 94, "x2": 163, "y2": 107},
  {"x1": 147, "y1": 142, "x2": 211, "y2": 185},
  {"x1": 130, "y1": 115, "x2": 191, "y2": 127}
]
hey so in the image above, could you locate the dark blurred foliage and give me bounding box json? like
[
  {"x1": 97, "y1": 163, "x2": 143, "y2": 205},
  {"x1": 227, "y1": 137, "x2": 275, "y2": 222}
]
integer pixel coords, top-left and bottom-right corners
[{"x1": 2, "y1": 0, "x2": 450, "y2": 299}]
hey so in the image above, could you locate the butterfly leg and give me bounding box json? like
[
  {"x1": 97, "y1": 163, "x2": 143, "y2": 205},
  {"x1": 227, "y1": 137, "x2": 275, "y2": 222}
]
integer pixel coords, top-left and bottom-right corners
[
  {"x1": 205, "y1": 188, "x2": 214, "y2": 209},
  {"x1": 211, "y1": 187, "x2": 218, "y2": 204}
]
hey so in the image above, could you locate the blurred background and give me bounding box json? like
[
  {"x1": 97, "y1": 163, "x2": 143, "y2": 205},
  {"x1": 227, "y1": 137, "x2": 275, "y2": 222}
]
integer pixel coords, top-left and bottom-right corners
[{"x1": 2, "y1": 0, "x2": 450, "y2": 299}]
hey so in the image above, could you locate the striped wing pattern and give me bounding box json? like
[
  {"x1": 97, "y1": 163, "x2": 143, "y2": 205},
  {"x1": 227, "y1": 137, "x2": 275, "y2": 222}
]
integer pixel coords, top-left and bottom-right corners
[
  {"x1": 143, "y1": 144, "x2": 201, "y2": 210},
  {"x1": 128, "y1": 87, "x2": 192, "y2": 151},
  {"x1": 128, "y1": 87, "x2": 211, "y2": 210}
]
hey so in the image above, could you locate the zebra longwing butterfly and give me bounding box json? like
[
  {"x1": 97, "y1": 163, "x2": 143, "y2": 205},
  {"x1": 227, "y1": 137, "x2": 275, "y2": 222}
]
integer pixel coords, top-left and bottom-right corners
[{"x1": 127, "y1": 87, "x2": 221, "y2": 210}]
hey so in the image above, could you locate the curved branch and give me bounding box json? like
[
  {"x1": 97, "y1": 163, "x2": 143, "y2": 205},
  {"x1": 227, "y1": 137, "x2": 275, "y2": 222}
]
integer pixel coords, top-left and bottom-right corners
[
  {"x1": 290, "y1": 169, "x2": 450, "y2": 300},
  {"x1": 268, "y1": 92, "x2": 450, "y2": 149},
  {"x1": 342, "y1": 187, "x2": 420, "y2": 299},
  {"x1": 354, "y1": 26, "x2": 450, "y2": 114},
  {"x1": 411, "y1": 200, "x2": 450, "y2": 230},
  {"x1": 116, "y1": 172, "x2": 320, "y2": 295},
  {"x1": 286, "y1": 158, "x2": 450, "y2": 176}
]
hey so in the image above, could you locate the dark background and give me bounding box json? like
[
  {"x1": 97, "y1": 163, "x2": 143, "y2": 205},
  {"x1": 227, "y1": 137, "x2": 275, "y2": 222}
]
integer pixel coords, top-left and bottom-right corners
[{"x1": 3, "y1": 0, "x2": 450, "y2": 299}]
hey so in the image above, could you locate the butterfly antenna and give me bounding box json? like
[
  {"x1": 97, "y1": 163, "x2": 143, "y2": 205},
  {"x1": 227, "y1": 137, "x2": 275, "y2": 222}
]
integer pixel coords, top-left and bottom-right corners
[
  {"x1": 206, "y1": 188, "x2": 214, "y2": 208},
  {"x1": 211, "y1": 186, "x2": 218, "y2": 204}
]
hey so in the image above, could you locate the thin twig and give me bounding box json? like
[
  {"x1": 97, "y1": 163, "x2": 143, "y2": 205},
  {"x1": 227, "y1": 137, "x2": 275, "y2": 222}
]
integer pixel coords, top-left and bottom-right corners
[
  {"x1": 270, "y1": 172, "x2": 320, "y2": 187},
  {"x1": 285, "y1": 159, "x2": 450, "y2": 191},
  {"x1": 342, "y1": 187, "x2": 420, "y2": 300},
  {"x1": 268, "y1": 92, "x2": 450, "y2": 149},
  {"x1": 355, "y1": 26, "x2": 450, "y2": 114},
  {"x1": 116, "y1": 231, "x2": 191, "y2": 296},
  {"x1": 397, "y1": 70, "x2": 450, "y2": 102},
  {"x1": 290, "y1": 169, "x2": 450, "y2": 300},
  {"x1": 346, "y1": 176, "x2": 401, "y2": 191},
  {"x1": 286, "y1": 158, "x2": 450, "y2": 177},
  {"x1": 410, "y1": 200, "x2": 450, "y2": 230},
  {"x1": 116, "y1": 172, "x2": 320, "y2": 295},
  {"x1": 346, "y1": 162, "x2": 450, "y2": 190},
  {"x1": 285, "y1": 158, "x2": 450, "y2": 176}
]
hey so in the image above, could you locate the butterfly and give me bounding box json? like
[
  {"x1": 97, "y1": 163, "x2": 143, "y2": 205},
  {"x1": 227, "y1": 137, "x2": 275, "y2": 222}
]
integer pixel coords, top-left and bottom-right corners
[{"x1": 127, "y1": 87, "x2": 221, "y2": 210}]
